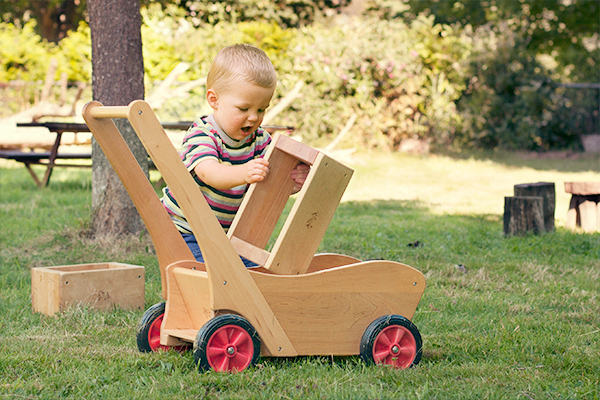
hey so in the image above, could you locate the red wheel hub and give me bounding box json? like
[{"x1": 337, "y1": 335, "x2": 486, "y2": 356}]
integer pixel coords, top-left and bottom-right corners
[
  {"x1": 373, "y1": 325, "x2": 417, "y2": 369},
  {"x1": 148, "y1": 314, "x2": 169, "y2": 351},
  {"x1": 206, "y1": 325, "x2": 254, "y2": 372}
]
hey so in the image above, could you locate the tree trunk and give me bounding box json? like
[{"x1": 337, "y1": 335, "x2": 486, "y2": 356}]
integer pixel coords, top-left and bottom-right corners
[
  {"x1": 514, "y1": 182, "x2": 555, "y2": 232},
  {"x1": 87, "y1": 0, "x2": 147, "y2": 238},
  {"x1": 503, "y1": 196, "x2": 545, "y2": 236}
]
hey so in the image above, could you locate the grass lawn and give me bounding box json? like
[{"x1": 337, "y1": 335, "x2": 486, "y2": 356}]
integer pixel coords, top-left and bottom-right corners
[{"x1": 1, "y1": 151, "x2": 599, "y2": 399}]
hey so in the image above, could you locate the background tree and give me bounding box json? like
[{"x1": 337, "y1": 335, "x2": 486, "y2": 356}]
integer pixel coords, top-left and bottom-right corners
[
  {"x1": 87, "y1": 0, "x2": 147, "y2": 237},
  {"x1": 0, "y1": 0, "x2": 86, "y2": 42}
]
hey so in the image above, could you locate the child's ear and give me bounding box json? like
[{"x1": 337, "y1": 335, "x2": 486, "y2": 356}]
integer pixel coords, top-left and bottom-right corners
[{"x1": 206, "y1": 88, "x2": 219, "y2": 109}]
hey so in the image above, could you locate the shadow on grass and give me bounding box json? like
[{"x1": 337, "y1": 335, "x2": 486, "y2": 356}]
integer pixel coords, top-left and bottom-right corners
[{"x1": 434, "y1": 148, "x2": 600, "y2": 173}]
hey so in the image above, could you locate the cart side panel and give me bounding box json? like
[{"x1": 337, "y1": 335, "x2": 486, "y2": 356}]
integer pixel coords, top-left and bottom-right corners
[
  {"x1": 172, "y1": 266, "x2": 213, "y2": 330},
  {"x1": 82, "y1": 101, "x2": 194, "y2": 299},
  {"x1": 160, "y1": 261, "x2": 208, "y2": 346},
  {"x1": 250, "y1": 260, "x2": 426, "y2": 355},
  {"x1": 305, "y1": 253, "x2": 362, "y2": 274}
]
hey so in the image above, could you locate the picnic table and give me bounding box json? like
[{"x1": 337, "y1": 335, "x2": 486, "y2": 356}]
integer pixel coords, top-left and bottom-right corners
[
  {"x1": 565, "y1": 182, "x2": 600, "y2": 233},
  {"x1": 1, "y1": 121, "x2": 293, "y2": 187}
]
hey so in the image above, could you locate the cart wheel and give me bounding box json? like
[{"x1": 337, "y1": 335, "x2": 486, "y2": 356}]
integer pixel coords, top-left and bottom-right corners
[
  {"x1": 137, "y1": 302, "x2": 169, "y2": 352},
  {"x1": 193, "y1": 314, "x2": 260, "y2": 373},
  {"x1": 360, "y1": 315, "x2": 422, "y2": 369}
]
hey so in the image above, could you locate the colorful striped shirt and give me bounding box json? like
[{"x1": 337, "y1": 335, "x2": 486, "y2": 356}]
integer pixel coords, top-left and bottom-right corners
[{"x1": 161, "y1": 114, "x2": 271, "y2": 233}]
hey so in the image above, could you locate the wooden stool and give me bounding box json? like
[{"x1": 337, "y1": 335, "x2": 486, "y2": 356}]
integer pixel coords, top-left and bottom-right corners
[
  {"x1": 504, "y1": 182, "x2": 555, "y2": 236},
  {"x1": 565, "y1": 182, "x2": 600, "y2": 233}
]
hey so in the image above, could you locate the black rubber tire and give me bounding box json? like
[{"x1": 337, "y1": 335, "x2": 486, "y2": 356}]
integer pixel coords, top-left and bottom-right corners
[
  {"x1": 360, "y1": 314, "x2": 422, "y2": 369},
  {"x1": 193, "y1": 314, "x2": 261, "y2": 373},
  {"x1": 136, "y1": 302, "x2": 166, "y2": 353}
]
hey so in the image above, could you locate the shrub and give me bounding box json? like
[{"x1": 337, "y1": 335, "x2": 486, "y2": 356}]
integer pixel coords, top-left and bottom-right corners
[
  {"x1": 0, "y1": 20, "x2": 57, "y2": 82},
  {"x1": 269, "y1": 14, "x2": 471, "y2": 149},
  {"x1": 55, "y1": 21, "x2": 92, "y2": 83},
  {"x1": 1, "y1": 5, "x2": 596, "y2": 150},
  {"x1": 0, "y1": 20, "x2": 59, "y2": 116},
  {"x1": 455, "y1": 21, "x2": 595, "y2": 150},
  {"x1": 175, "y1": 0, "x2": 351, "y2": 28}
]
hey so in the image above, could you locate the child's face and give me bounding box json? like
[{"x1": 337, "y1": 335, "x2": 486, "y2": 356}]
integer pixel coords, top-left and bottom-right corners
[{"x1": 207, "y1": 82, "x2": 275, "y2": 141}]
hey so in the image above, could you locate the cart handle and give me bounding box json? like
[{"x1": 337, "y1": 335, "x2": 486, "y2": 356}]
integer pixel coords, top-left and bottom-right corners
[{"x1": 89, "y1": 106, "x2": 129, "y2": 119}]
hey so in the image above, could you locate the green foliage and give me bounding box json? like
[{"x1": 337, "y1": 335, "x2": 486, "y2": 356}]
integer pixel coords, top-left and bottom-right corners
[
  {"x1": 456, "y1": 21, "x2": 597, "y2": 150},
  {"x1": 402, "y1": 0, "x2": 600, "y2": 76},
  {"x1": 55, "y1": 21, "x2": 92, "y2": 83},
  {"x1": 245, "y1": 14, "x2": 472, "y2": 150},
  {"x1": 169, "y1": 0, "x2": 351, "y2": 28},
  {"x1": 1, "y1": 0, "x2": 88, "y2": 43},
  {"x1": 141, "y1": 5, "x2": 183, "y2": 86},
  {"x1": 0, "y1": 20, "x2": 60, "y2": 116},
  {"x1": 0, "y1": 2, "x2": 598, "y2": 150},
  {"x1": 401, "y1": 0, "x2": 600, "y2": 150},
  {"x1": 0, "y1": 20, "x2": 56, "y2": 82}
]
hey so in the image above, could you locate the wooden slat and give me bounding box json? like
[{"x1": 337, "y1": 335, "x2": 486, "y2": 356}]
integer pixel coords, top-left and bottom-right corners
[
  {"x1": 160, "y1": 262, "x2": 200, "y2": 346},
  {"x1": 229, "y1": 236, "x2": 270, "y2": 266},
  {"x1": 264, "y1": 153, "x2": 353, "y2": 275},
  {"x1": 273, "y1": 134, "x2": 319, "y2": 165},
  {"x1": 305, "y1": 253, "x2": 362, "y2": 274},
  {"x1": 161, "y1": 329, "x2": 197, "y2": 343},
  {"x1": 228, "y1": 134, "x2": 300, "y2": 250},
  {"x1": 82, "y1": 101, "x2": 195, "y2": 299}
]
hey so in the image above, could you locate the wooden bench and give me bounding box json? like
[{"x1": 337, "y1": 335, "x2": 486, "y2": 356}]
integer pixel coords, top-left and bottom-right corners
[
  {"x1": 0, "y1": 149, "x2": 91, "y2": 187},
  {"x1": 7, "y1": 121, "x2": 294, "y2": 188},
  {"x1": 565, "y1": 182, "x2": 600, "y2": 233}
]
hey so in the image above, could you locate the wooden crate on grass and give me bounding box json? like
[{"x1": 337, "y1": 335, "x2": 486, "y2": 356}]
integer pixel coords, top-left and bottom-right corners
[{"x1": 31, "y1": 263, "x2": 145, "y2": 316}]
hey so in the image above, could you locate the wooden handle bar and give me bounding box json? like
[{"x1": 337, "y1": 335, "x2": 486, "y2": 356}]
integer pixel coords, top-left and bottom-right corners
[{"x1": 89, "y1": 106, "x2": 129, "y2": 119}]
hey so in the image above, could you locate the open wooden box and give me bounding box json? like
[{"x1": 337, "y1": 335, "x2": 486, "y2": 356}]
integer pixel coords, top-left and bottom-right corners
[{"x1": 31, "y1": 262, "x2": 145, "y2": 316}]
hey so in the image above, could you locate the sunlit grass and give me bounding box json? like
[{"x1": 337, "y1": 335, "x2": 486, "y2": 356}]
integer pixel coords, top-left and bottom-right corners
[{"x1": 342, "y1": 151, "x2": 600, "y2": 226}]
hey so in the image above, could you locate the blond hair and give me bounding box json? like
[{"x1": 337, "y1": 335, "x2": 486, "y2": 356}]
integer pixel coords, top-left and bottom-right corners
[{"x1": 207, "y1": 44, "x2": 277, "y2": 93}]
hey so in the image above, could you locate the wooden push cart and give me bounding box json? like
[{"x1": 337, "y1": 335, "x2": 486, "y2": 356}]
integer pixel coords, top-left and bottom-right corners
[{"x1": 83, "y1": 100, "x2": 426, "y2": 372}]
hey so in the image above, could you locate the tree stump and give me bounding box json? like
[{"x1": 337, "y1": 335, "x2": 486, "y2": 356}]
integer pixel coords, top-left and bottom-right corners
[
  {"x1": 503, "y1": 196, "x2": 545, "y2": 236},
  {"x1": 565, "y1": 182, "x2": 600, "y2": 233},
  {"x1": 514, "y1": 182, "x2": 555, "y2": 232}
]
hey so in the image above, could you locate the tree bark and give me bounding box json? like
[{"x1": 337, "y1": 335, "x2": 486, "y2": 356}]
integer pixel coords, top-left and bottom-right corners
[
  {"x1": 514, "y1": 182, "x2": 555, "y2": 232},
  {"x1": 87, "y1": 0, "x2": 147, "y2": 237},
  {"x1": 503, "y1": 196, "x2": 545, "y2": 236}
]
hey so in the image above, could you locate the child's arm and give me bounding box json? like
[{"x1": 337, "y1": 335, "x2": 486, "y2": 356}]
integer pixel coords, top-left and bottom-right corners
[{"x1": 194, "y1": 158, "x2": 270, "y2": 190}]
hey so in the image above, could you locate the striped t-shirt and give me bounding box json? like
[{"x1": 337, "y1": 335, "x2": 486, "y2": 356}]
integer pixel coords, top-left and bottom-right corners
[{"x1": 161, "y1": 114, "x2": 271, "y2": 234}]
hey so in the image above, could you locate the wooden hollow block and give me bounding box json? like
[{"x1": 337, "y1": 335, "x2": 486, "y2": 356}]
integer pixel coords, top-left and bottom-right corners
[
  {"x1": 31, "y1": 263, "x2": 145, "y2": 316},
  {"x1": 503, "y1": 196, "x2": 544, "y2": 236},
  {"x1": 229, "y1": 134, "x2": 320, "y2": 253},
  {"x1": 265, "y1": 153, "x2": 354, "y2": 274},
  {"x1": 229, "y1": 147, "x2": 300, "y2": 252}
]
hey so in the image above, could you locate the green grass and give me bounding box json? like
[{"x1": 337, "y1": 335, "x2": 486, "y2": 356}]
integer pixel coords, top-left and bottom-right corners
[{"x1": 1, "y1": 152, "x2": 599, "y2": 399}]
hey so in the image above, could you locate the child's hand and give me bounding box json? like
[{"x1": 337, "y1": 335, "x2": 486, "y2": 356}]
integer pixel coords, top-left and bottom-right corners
[
  {"x1": 245, "y1": 158, "x2": 270, "y2": 184},
  {"x1": 291, "y1": 163, "x2": 310, "y2": 194}
]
